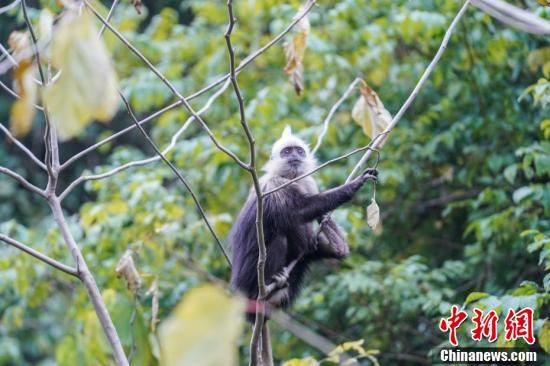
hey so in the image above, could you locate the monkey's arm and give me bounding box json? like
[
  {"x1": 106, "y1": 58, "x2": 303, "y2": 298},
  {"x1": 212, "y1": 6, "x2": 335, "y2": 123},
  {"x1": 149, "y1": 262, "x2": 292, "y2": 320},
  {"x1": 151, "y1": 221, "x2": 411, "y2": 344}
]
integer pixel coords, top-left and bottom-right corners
[{"x1": 298, "y1": 169, "x2": 377, "y2": 222}]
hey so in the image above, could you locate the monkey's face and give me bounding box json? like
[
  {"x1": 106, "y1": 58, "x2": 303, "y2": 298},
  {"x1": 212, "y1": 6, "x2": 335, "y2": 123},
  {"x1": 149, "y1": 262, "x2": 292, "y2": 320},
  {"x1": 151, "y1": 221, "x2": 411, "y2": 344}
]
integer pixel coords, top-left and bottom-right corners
[
  {"x1": 278, "y1": 145, "x2": 308, "y2": 177},
  {"x1": 281, "y1": 145, "x2": 306, "y2": 166}
]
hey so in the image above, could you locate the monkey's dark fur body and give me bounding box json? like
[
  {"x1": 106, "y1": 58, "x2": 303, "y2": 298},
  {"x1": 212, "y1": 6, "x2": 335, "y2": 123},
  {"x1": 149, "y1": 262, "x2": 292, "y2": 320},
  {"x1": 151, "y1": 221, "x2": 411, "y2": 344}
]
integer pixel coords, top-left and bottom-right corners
[
  {"x1": 229, "y1": 126, "x2": 376, "y2": 322},
  {"x1": 230, "y1": 174, "x2": 372, "y2": 320}
]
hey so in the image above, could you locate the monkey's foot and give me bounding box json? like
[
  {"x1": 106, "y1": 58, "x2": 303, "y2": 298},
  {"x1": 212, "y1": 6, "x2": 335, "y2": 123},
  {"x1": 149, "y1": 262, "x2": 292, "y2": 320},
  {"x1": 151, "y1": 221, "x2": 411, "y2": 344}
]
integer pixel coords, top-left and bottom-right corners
[{"x1": 270, "y1": 267, "x2": 291, "y2": 290}]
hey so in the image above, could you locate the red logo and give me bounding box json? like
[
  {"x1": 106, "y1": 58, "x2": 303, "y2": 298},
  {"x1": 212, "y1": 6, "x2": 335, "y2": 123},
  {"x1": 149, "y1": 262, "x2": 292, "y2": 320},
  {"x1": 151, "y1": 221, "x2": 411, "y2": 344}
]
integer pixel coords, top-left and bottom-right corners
[
  {"x1": 471, "y1": 308, "x2": 498, "y2": 342},
  {"x1": 439, "y1": 305, "x2": 468, "y2": 346},
  {"x1": 439, "y1": 306, "x2": 535, "y2": 346},
  {"x1": 504, "y1": 308, "x2": 535, "y2": 344}
]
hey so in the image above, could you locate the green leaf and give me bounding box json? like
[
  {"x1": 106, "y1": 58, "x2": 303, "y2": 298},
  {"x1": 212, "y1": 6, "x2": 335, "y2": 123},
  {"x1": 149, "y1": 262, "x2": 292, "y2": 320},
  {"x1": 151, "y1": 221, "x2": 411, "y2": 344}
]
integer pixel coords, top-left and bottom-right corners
[
  {"x1": 464, "y1": 292, "x2": 489, "y2": 305},
  {"x1": 539, "y1": 321, "x2": 550, "y2": 353},
  {"x1": 503, "y1": 164, "x2": 518, "y2": 184}
]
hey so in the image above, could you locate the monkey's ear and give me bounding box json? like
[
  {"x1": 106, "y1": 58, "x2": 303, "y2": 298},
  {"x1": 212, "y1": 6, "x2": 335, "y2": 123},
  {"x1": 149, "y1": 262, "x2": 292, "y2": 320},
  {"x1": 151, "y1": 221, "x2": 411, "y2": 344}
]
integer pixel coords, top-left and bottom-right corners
[{"x1": 282, "y1": 125, "x2": 292, "y2": 138}]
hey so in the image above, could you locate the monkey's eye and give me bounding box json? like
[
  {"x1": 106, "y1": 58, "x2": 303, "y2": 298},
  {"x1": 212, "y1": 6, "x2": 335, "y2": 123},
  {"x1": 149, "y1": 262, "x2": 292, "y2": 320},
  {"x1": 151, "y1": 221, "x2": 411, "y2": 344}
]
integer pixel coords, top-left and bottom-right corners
[
  {"x1": 281, "y1": 147, "x2": 292, "y2": 156},
  {"x1": 296, "y1": 147, "x2": 305, "y2": 156}
]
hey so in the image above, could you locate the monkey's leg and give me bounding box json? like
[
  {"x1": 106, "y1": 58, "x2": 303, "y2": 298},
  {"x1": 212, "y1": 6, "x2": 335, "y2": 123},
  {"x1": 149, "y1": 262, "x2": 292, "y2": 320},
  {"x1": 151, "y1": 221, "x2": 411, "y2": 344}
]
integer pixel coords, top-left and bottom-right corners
[
  {"x1": 265, "y1": 258, "x2": 300, "y2": 297},
  {"x1": 316, "y1": 216, "x2": 349, "y2": 259}
]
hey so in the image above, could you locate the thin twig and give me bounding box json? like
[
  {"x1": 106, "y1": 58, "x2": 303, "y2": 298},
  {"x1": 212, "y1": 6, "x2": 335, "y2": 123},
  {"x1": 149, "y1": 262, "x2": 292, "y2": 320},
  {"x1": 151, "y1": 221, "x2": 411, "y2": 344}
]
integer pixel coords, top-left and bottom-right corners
[
  {"x1": 0, "y1": 234, "x2": 78, "y2": 277},
  {"x1": 312, "y1": 77, "x2": 364, "y2": 154},
  {"x1": 0, "y1": 79, "x2": 44, "y2": 110},
  {"x1": 84, "y1": 0, "x2": 248, "y2": 170},
  {"x1": 347, "y1": 0, "x2": 472, "y2": 182},
  {"x1": 21, "y1": 0, "x2": 55, "y2": 179},
  {"x1": 60, "y1": 0, "x2": 316, "y2": 170},
  {"x1": 262, "y1": 145, "x2": 380, "y2": 197},
  {"x1": 0, "y1": 123, "x2": 47, "y2": 170},
  {"x1": 60, "y1": 99, "x2": 181, "y2": 170},
  {"x1": 0, "y1": 0, "x2": 20, "y2": 14},
  {"x1": 99, "y1": 0, "x2": 120, "y2": 36},
  {"x1": 224, "y1": 1, "x2": 269, "y2": 364},
  {"x1": 0, "y1": 166, "x2": 46, "y2": 197},
  {"x1": 59, "y1": 79, "x2": 232, "y2": 201},
  {"x1": 119, "y1": 92, "x2": 232, "y2": 266},
  {"x1": 471, "y1": 0, "x2": 550, "y2": 35}
]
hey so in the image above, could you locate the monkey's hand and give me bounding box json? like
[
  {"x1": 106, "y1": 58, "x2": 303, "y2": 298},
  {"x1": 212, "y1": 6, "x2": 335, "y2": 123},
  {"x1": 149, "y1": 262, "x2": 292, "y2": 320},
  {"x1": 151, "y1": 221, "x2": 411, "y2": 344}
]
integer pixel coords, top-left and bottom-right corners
[
  {"x1": 361, "y1": 168, "x2": 378, "y2": 182},
  {"x1": 348, "y1": 168, "x2": 378, "y2": 193}
]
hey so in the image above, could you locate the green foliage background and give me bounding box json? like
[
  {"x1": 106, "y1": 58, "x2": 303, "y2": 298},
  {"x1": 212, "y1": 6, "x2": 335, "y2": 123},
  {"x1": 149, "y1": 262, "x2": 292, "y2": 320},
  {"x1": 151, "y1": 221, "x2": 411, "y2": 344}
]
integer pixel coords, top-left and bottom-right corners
[{"x1": 0, "y1": 0, "x2": 549, "y2": 364}]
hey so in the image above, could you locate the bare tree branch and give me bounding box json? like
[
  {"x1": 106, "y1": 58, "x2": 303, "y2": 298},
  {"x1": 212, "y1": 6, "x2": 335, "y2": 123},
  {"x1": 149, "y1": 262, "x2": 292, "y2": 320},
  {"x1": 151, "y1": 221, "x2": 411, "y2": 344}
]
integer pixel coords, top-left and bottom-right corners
[
  {"x1": 61, "y1": 0, "x2": 316, "y2": 170},
  {"x1": 59, "y1": 79, "x2": 232, "y2": 201},
  {"x1": 0, "y1": 78, "x2": 44, "y2": 110},
  {"x1": 59, "y1": 99, "x2": 181, "y2": 171},
  {"x1": 347, "y1": 0, "x2": 472, "y2": 182},
  {"x1": 0, "y1": 233, "x2": 78, "y2": 277},
  {"x1": 0, "y1": 166, "x2": 46, "y2": 197},
  {"x1": 21, "y1": 0, "x2": 56, "y2": 180},
  {"x1": 119, "y1": 92, "x2": 232, "y2": 266},
  {"x1": 49, "y1": 198, "x2": 129, "y2": 365},
  {"x1": 0, "y1": 123, "x2": 47, "y2": 170},
  {"x1": 0, "y1": 0, "x2": 20, "y2": 14},
  {"x1": 262, "y1": 145, "x2": 379, "y2": 197},
  {"x1": 472, "y1": 0, "x2": 550, "y2": 35},
  {"x1": 99, "y1": 0, "x2": 120, "y2": 36},
  {"x1": 84, "y1": 0, "x2": 248, "y2": 170},
  {"x1": 223, "y1": 1, "x2": 271, "y2": 364}
]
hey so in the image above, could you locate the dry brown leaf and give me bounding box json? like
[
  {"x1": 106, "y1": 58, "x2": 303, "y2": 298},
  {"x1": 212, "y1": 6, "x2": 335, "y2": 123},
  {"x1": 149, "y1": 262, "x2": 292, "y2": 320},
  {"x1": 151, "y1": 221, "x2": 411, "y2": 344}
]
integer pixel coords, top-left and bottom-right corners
[
  {"x1": 146, "y1": 278, "x2": 160, "y2": 332},
  {"x1": 351, "y1": 83, "x2": 392, "y2": 142},
  {"x1": 116, "y1": 250, "x2": 142, "y2": 295},
  {"x1": 366, "y1": 198, "x2": 380, "y2": 230},
  {"x1": 131, "y1": 0, "x2": 142, "y2": 14},
  {"x1": 284, "y1": 9, "x2": 310, "y2": 95}
]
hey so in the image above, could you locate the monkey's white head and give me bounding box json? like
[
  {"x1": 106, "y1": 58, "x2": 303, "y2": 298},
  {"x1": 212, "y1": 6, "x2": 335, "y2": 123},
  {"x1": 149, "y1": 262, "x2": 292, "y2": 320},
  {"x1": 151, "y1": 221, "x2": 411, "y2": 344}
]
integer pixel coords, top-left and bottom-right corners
[{"x1": 263, "y1": 126, "x2": 317, "y2": 179}]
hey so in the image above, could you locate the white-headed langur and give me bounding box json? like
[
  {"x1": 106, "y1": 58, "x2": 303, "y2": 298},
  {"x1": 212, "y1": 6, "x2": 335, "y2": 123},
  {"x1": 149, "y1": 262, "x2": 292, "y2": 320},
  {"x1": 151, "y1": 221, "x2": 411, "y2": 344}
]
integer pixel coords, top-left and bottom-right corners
[{"x1": 230, "y1": 126, "x2": 378, "y2": 321}]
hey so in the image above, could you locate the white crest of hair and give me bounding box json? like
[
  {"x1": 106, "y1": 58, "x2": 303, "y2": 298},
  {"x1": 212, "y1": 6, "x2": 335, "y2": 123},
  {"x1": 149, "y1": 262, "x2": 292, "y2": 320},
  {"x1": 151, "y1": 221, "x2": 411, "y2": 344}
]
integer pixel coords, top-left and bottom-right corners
[{"x1": 260, "y1": 125, "x2": 319, "y2": 196}]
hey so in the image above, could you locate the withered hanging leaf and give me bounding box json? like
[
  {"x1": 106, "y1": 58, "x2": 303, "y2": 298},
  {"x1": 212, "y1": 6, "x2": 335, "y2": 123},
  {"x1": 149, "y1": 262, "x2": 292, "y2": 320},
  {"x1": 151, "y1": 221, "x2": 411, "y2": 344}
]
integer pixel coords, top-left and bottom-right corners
[
  {"x1": 116, "y1": 250, "x2": 142, "y2": 295},
  {"x1": 146, "y1": 278, "x2": 160, "y2": 332},
  {"x1": 351, "y1": 83, "x2": 392, "y2": 142},
  {"x1": 159, "y1": 285, "x2": 244, "y2": 366},
  {"x1": 43, "y1": 8, "x2": 119, "y2": 141},
  {"x1": 8, "y1": 31, "x2": 37, "y2": 138},
  {"x1": 366, "y1": 198, "x2": 380, "y2": 230},
  {"x1": 283, "y1": 9, "x2": 310, "y2": 95},
  {"x1": 131, "y1": 0, "x2": 143, "y2": 14}
]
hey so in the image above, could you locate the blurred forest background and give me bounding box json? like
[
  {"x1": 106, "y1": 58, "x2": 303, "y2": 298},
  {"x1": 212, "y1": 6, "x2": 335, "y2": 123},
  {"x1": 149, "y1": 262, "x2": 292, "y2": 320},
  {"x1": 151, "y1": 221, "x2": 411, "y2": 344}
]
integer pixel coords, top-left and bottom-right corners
[{"x1": 0, "y1": 0, "x2": 549, "y2": 365}]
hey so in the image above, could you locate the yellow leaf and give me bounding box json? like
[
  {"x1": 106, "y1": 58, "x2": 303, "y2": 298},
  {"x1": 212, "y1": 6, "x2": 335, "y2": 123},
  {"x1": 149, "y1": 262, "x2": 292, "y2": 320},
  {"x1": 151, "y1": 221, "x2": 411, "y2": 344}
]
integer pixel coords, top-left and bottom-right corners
[
  {"x1": 160, "y1": 284, "x2": 244, "y2": 366},
  {"x1": 527, "y1": 47, "x2": 550, "y2": 72},
  {"x1": 539, "y1": 320, "x2": 550, "y2": 353},
  {"x1": 115, "y1": 250, "x2": 142, "y2": 295},
  {"x1": 282, "y1": 357, "x2": 318, "y2": 366},
  {"x1": 284, "y1": 9, "x2": 310, "y2": 95},
  {"x1": 43, "y1": 8, "x2": 119, "y2": 141},
  {"x1": 366, "y1": 199, "x2": 380, "y2": 230},
  {"x1": 8, "y1": 31, "x2": 37, "y2": 137},
  {"x1": 351, "y1": 83, "x2": 392, "y2": 142}
]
